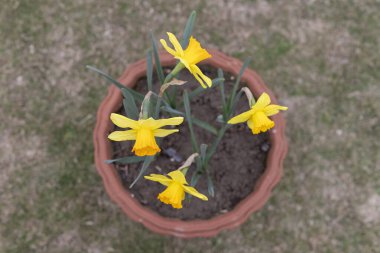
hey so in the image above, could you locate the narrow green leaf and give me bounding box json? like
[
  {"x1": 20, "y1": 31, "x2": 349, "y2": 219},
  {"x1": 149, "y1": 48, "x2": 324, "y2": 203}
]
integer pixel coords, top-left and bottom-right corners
[
  {"x1": 146, "y1": 49, "x2": 153, "y2": 91},
  {"x1": 130, "y1": 155, "x2": 155, "y2": 188},
  {"x1": 86, "y1": 65, "x2": 144, "y2": 102},
  {"x1": 192, "y1": 118, "x2": 217, "y2": 135},
  {"x1": 205, "y1": 123, "x2": 229, "y2": 164},
  {"x1": 161, "y1": 104, "x2": 184, "y2": 116},
  {"x1": 191, "y1": 169, "x2": 201, "y2": 187},
  {"x1": 151, "y1": 33, "x2": 165, "y2": 84},
  {"x1": 207, "y1": 172, "x2": 215, "y2": 197},
  {"x1": 105, "y1": 156, "x2": 145, "y2": 164},
  {"x1": 200, "y1": 144, "x2": 208, "y2": 165},
  {"x1": 218, "y1": 68, "x2": 226, "y2": 107},
  {"x1": 121, "y1": 89, "x2": 139, "y2": 120},
  {"x1": 187, "y1": 77, "x2": 225, "y2": 99},
  {"x1": 181, "y1": 11, "x2": 197, "y2": 48},
  {"x1": 161, "y1": 104, "x2": 217, "y2": 135},
  {"x1": 183, "y1": 90, "x2": 199, "y2": 153},
  {"x1": 227, "y1": 58, "x2": 251, "y2": 111}
]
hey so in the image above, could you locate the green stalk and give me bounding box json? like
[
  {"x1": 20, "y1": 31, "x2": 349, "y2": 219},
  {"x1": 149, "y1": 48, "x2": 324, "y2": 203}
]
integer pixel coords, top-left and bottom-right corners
[{"x1": 183, "y1": 90, "x2": 199, "y2": 153}]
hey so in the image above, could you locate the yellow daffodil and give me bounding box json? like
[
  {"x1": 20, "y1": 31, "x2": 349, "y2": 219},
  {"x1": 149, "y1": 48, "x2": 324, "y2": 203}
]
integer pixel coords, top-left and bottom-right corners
[
  {"x1": 108, "y1": 113, "x2": 184, "y2": 156},
  {"x1": 160, "y1": 32, "x2": 212, "y2": 88},
  {"x1": 228, "y1": 92, "x2": 287, "y2": 134},
  {"x1": 144, "y1": 170, "x2": 208, "y2": 209}
]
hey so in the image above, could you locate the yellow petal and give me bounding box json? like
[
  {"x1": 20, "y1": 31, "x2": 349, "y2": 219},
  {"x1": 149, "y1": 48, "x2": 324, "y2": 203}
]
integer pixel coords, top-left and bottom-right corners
[
  {"x1": 252, "y1": 92, "x2": 271, "y2": 110},
  {"x1": 183, "y1": 185, "x2": 208, "y2": 201},
  {"x1": 183, "y1": 37, "x2": 211, "y2": 65},
  {"x1": 153, "y1": 129, "x2": 179, "y2": 137},
  {"x1": 160, "y1": 39, "x2": 177, "y2": 56},
  {"x1": 153, "y1": 117, "x2": 184, "y2": 129},
  {"x1": 167, "y1": 170, "x2": 188, "y2": 185},
  {"x1": 192, "y1": 71, "x2": 207, "y2": 88},
  {"x1": 132, "y1": 128, "x2": 161, "y2": 156},
  {"x1": 144, "y1": 174, "x2": 172, "y2": 186},
  {"x1": 228, "y1": 109, "x2": 254, "y2": 124},
  {"x1": 247, "y1": 118, "x2": 254, "y2": 130},
  {"x1": 158, "y1": 182, "x2": 185, "y2": 209},
  {"x1": 251, "y1": 111, "x2": 275, "y2": 134},
  {"x1": 192, "y1": 65, "x2": 212, "y2": 88},
  {"x1": 108, "y1": 130, "x2": 137, "y2": 141},
  {"x1": 263, "y1": 104, "x2": 288, "y2": 116},
  {"x1": 110, "y1": 113, "x2": 139, "y2": 129},
  {"x1": 138, "y1": 118, "x2": 157, "y2": 129},
  {"x1": 167, "y1": 32, "x2": 184, "y2": 55}
]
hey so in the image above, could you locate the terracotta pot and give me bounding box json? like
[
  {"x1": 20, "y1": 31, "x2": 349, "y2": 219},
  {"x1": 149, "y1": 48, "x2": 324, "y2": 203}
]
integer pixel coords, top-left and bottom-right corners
[{"x1": 93, "y1": 50, "x2": 288, "y2": 238}]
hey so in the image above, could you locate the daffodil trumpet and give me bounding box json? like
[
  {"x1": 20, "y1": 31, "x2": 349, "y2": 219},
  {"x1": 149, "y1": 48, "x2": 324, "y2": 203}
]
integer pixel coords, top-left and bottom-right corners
[
  {"x1": 108, "y1": 113, "x2": 184, "y2": 157},
  {"x1": 144, "y1": 153, "x2": 208, "y2": 209},
  {"x1": 228, "y1": 92, "x2": 288, "y2": 134},
  {"x1": 160, "y1": 32, "x2": 212, "y2": 88}
]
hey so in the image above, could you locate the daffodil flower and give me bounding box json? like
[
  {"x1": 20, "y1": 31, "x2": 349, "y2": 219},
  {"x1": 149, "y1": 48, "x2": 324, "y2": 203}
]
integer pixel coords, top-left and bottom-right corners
[
  {"x1": 144, "y1": 170, "x2": 208, "y2": 209},
  {"x1": 160, "y1": 32, "x2": 212, "y2": 88},
  {"x1": 108, "y1": 113, "x2": 184, "y2": 156},
  {"x1": 228, "y1": 92, "x2": 288, "y2": 134}
]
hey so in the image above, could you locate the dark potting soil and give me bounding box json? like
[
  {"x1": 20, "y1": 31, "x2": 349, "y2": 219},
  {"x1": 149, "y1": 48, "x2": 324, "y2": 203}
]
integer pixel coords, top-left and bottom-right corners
[{"x1": 111, "y1": 65, "x2": 270, "y2": 220}]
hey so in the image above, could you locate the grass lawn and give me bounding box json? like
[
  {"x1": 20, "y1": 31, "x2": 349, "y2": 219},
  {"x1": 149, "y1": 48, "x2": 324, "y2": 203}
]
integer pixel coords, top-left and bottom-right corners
[{"x1": 1, "y1": 0, "x2": 379, "y2": 252}]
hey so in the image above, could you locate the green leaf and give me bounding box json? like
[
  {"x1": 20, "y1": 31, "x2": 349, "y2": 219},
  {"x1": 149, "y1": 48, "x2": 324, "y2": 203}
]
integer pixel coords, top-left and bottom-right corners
[
  {"x1": 121, "y1": 89, "x2": 139, "y2": 120},
  {"x1": 227, "y1": 58, "x2": 251, "y2": 111},
  {"x1": 192, "y1": 118, "x2": 217, "y2": 135},
  {"x1": 150, "y1": 33, "x2": 165, "y2": 84},
  {"x1": 187, "y1": 77, "x2": 225, "y2": 99},
  {"x1": 218, "y1": 68, "x2": 226, "y2": 107},
  {"x1": 161, "y1": 104, "x2": 217, "y2": 135},
  {"x1": 105, "y1": 156, "x2": 145, "y2": 164},
  {"x1": 146, "y1": 49, "x2": 153, "y2": 91},
  {"x1": 181, "y1": 11, "x2": 197, "y2": 48},
  {"x1": 183, "y1": 90, "x2": 199, "y2": 153},
  {"x1": 191, "y1": 170, "x2": 201, "y2": 187},
  {"x1": 207, "y1": 172, "x2": 215, "y2": 197},
  {"x1": 86, "y1": 65, "x2": 144, "y2": 102},
  {"x1": 130, "y1": 155, "x2": 155, "y2": 188},
  {"x1": 200, "y1": 144, "x2": 208, "y2": 164},
  {"x1": 161, "y1": 104, "x2": 184, "y2": 116}
]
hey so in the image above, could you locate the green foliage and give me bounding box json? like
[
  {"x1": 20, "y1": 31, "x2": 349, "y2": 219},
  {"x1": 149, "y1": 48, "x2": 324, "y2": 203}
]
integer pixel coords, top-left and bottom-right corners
[
  {"x1": 150, "y1": 33, "x2": 165, "y2": 84},
  {"x1": 181, "y1": 11, "x2": 197, "y2": 48},
  {"x1": 105, "y1": 156, "x2": 145, "y2": 164}
]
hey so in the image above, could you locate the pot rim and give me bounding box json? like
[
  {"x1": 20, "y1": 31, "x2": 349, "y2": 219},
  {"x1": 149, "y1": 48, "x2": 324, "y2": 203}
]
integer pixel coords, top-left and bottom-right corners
[{"x1": 93, "y1": 49, "x2": 288, "y2": 238}]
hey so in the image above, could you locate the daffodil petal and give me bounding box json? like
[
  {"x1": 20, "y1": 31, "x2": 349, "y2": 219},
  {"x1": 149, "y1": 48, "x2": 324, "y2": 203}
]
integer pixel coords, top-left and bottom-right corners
[
  {"x1": 138, "y1": 118, "x2": 157, "y2": 129},
  {"x1": 160, "y1": 39, "x2": 177, "y2": 56},
  {"x1": 153, "y1": 117, "x2": 184, "y2": 129},
  {"x1": 193, "y1": 72, "x2": 207, "y2": 88},
  {"x1": 253, "y1": 92, "x2": 271, "y2": 110},
  {"x1": 263, "y1": 104, "x2": 288, "y2": 116},
  {"x1": 247, "y1": 118, "x2": 254, "y2": 130},
  {"x1": 167, "y1": 170, "x2": 188, "y2": 185},
  {"x1": 228, "y1": 110, "x2": 254, "y2": 124},
  {"x1": 153, "y1": 129, "x2": 179, "y2": 137},
  {"x1": 144, "y1": 174, "x2": 172, "y2": 186},
  {"x1": 177, "y1": 57, "x2": 191, "y2": 72},
  {"x1": 108, "y1": 130, "x2": 137, "y2": 141},
  {"x1": 183, "y1": 185, "x2": 208, "y2": 201},
  {"x1": 183, "y1": 37, "x2": 212, "y2": 64},
  {"x1": 110, "y1": 113, "x2": 139, "y2": 129},
  {"x1": 192, "y1": 65, "x2": 212, "y2": 87},
  {"x1": 167, "y1": 32, "x2": 184, "y2": 55}
]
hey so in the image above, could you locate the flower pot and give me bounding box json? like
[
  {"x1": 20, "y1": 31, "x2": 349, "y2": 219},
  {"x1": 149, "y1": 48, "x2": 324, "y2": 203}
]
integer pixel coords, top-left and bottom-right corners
[{"x1": 93, "y1": 50, "x2": 288, "y2": 238}]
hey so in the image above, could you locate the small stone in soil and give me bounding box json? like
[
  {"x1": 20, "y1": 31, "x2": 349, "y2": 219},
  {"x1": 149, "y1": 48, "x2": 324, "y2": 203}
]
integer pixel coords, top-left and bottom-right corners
[
  {"x1": 261, "y1": 142, "x2": 270, "y2": 152},
  {"x1": 162, "y1": 147, "x2": 183, "y2": 162}
]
